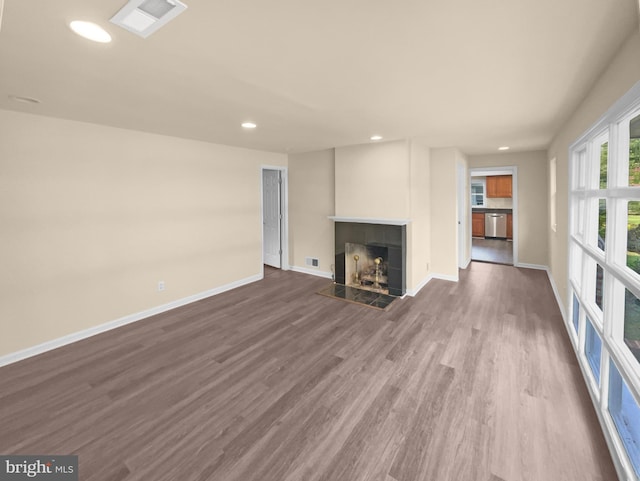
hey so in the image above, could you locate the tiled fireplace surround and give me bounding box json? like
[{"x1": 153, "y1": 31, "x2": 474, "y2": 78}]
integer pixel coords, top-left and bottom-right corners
[{"x1": 334, "y1": 221, "x2": 407, "y2": 296}]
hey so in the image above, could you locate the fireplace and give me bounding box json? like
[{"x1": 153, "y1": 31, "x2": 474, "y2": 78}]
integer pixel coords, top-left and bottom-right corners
[{"x1": 334, "y1": 221, "x2": 406, "y2": 296}]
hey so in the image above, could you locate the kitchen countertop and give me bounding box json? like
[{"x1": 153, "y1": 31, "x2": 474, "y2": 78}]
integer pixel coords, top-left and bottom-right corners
[{"x1": 472, "y1": 208, "x2": 513, "y2": 214}]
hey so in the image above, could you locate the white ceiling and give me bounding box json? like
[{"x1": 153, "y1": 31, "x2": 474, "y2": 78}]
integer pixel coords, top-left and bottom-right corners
[{"x1": 0, "y1": 0, "x2": 637, "y2": 154}]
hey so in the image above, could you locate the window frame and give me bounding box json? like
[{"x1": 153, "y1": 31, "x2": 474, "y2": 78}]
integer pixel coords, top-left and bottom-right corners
[{"x1": 568, "y1": 80, "x2": 640, "y2": 481}]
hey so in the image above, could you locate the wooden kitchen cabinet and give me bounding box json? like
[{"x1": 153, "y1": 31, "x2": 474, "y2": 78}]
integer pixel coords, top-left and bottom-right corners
[
  {"x1": 486, "y1": 175, "x2": 512, "y2": 198},
  {"x1": 472, "y1": 213, "x2": 485, "y2": 237},
  {"x1": 507, "y1": 213, "x2": 513, "y2": 239}
]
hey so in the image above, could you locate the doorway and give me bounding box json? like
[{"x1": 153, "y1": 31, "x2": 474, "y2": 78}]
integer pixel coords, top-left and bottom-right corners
[
  {"x1": 469, "y1": 167, "x2": 518, "y2": 266},
  {"x1": 261, "y1": 167, "x2": 289, "y2": 270}
]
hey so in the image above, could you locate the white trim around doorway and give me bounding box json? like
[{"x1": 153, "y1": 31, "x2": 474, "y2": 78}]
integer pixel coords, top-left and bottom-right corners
[
  {"x1": 260, "y1": 165, "x2": 290, "y2": 273},
  {"x1": 469, "y1": 166, "x2": 519, "y2": 266}
]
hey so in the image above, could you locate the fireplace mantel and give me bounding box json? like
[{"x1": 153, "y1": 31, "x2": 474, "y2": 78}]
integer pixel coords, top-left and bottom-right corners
[{"x1": 328, "y1": 216, "x2": 411, "y2": 226}]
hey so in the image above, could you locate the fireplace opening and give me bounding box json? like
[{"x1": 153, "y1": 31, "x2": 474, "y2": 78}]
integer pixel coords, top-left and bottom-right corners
[{"x1": 345, "y1": 243, "x2": 389, "y2": 294}]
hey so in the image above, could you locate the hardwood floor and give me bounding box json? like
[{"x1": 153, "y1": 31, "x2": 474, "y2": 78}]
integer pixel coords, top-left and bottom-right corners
[
  {"x1": 0, "y1": 263, "x2": 617, "y2": 481},
  {"x1": 472, "y1": 238, "x2": 514, "y2": 265}
]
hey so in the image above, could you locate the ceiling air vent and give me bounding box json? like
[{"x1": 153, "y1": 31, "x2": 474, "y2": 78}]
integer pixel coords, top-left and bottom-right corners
[{"x1": 110, "y1": 0, "x2": 187, "y2": 39}]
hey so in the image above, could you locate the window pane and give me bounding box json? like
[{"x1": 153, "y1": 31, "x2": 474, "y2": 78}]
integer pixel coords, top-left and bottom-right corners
[
  {"x1": 600, "y1": 142, "x2": 608, "y2": 189},
  {"x1": 584, "y1": 318, "x2": 601, "y2": 384},
  {"x1": 598, "y1": 199, "x2": 606, "y2": 251},
  {"x1": 571, "y1": 243, "x2": 583, "y2": 288},
  {"x1": 577, "y1": 149, "x2": 587, "y2": 189},
  {"x1": 630, "y1": 114, "x2": 640, "y2": 187},
  {"x1": 625, "y1": 289, "x2": 640, "y2": 363},
  {"x1": 628, "y1": 201, "x2": 640, "y2": 275},
  {"x1": 608, "y1": 362, "x2": 640, "y2": 477},
  {"x1": 572, "y1": 294, "x2": 580, "y2": 333},
  {"x1": 596, "y1": 264, "x2": 604, "y2": 311}
]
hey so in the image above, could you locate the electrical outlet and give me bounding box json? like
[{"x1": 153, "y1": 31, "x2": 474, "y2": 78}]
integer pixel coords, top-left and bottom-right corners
[{"x1": 158, "y1": 281, "x2": 165, "y2": 292}]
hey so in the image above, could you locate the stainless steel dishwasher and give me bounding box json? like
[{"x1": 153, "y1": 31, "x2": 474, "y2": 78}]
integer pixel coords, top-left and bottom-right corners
[{"x1": 485, "y1": 212, "x2": 507, "y2": 238}]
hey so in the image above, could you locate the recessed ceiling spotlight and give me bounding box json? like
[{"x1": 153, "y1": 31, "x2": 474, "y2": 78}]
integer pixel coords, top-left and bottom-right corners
[
  {"x1": 241, "y1": 122, "x2": 257, "y2": 129},
  {"x1": 498, "y1": 146, "x2": 510, "y2": 151},
  {"x1": 110, "y1": 0, "x2": 188, "y2": 39},
  {"x1": 70, "y1": 21, "x2": 112, "y2": 43},
  {"x1": 8, "y1": 95, "x2": 41, "y2": 104},
  {"x1": 370, "y1": 135, "x2": 383, "y2": 141}
]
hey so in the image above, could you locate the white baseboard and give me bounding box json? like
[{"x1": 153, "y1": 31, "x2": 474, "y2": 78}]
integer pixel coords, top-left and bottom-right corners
[
  {"x1": 290, "y1": 265, "x2": 333, "y2": 280},
  {"x1": 406, "y1": 274, "x2": 433, "y2": 297},
  {"x1": 431, "y1": 272, "x2": 459, "y2": 283},
  {"x1": 406, "y1": 271, "x2": 460, "y2": 297},
  {"x1": 460, "y1": 256, "x2": 472, "y2": 269},
  {"x1": 0, "y1": 273, "x2": 264, "y2": 368},
  {"x1": 515, "y1": 262, "x2": 548, "y2": 271}
]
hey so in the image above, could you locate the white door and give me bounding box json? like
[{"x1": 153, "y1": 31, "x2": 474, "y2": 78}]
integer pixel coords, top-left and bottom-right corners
[{"x1": 263, "y1": 169, "x2": 281, "y2": 268}]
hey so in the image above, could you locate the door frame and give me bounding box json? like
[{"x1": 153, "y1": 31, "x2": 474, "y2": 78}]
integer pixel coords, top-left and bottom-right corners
[
  {"x1": 469, "y1": 165, "x2": 519, "y2": 266},
  {"x1": 457, "y1": 162, "x2": 471, "y2": 269},
  {"x1": 260, "y1": 165, "x2": 289, "y2": 272}
]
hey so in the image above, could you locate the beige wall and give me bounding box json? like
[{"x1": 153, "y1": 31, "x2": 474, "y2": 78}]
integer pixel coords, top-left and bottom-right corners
[
  {"x1": 548, "y1": 29, "x2": 640, "y2": 309},
  {"x1": 430, "y1": 148, "x2": 463, "y2": 278},
  {"x1": 0, "y1": 110, "x2": 286, "y2": 357},
  {"x1": 288, "y1": 149, "x2": 335, "y2": 275},
  {"x1": 335, "y1": 140, "x2": 411, "y2": 219},
  {"x1": 469, "y1": 151, "x2": 548, "y2": 267},
  {"x1": 408, "y1": 141, "x2": 431, "y2": 288}
]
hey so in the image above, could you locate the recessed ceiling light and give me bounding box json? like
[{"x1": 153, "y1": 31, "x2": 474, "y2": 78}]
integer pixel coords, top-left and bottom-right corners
[
  {"x1": 110, "y1": 0, "x2": 188, "y2": 39},
  {"x1": 498, "y1": 146, "x2": 510, "y2": 151},
  {"x1": 370, "y1": 135, "x2": 383, "y2": 141},
  {"x1": 241, "y1": 122, "x2": 257, "y2": 129},
  {"x1": 8, "y1": 95, "x2": 41, "y2": 104},
  {"x1": 70, "y1": 21, "x2": 112, "y2": 43}
]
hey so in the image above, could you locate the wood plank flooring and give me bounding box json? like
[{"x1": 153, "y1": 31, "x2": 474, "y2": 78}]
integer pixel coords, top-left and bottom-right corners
[
  {"x1": 0, "y1": 263, "x2": 617, "y2": 481},
  {"x1": 472, "y1": 238, "x2": 514, "y2": 265}
]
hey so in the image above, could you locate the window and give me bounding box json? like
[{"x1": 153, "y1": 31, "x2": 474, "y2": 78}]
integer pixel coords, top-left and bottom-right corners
[
  {"x1": 585, "y1": 318, "x2": 602, "y2": 384},
  {"x1": 600, "y1": 141, "x2": 609, "y2": 189},
  {"x1": 625, "y1": 288, "x2": 640, "y2": 363},
  {"x1": 598, "y1": 199, "x2": 606, "y2": 251},
  {"x1": 569, "y1": 82, "x2": 640, "y2": 481},
  {"x1": 595, "y1": 264, "x2": 604, "y2": 312},
  {"x1": 572, "y1": 293, "x2": 580, "y2": 333},
  {"x1": 629, "y1": 113, "x2": 640, "y2": 187},
  {"x1": 609, "y1": 362, "x2": 640, "y2": 477},
  {"x1": 628, "y1": 201, "x2": 640, "y2": 275},
  {"x1": 471, "y1": 180, "x2": 485, "y2": 207},
  {"x1": 571, "y1": 243, "x2": 583, "y2": 289}
]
